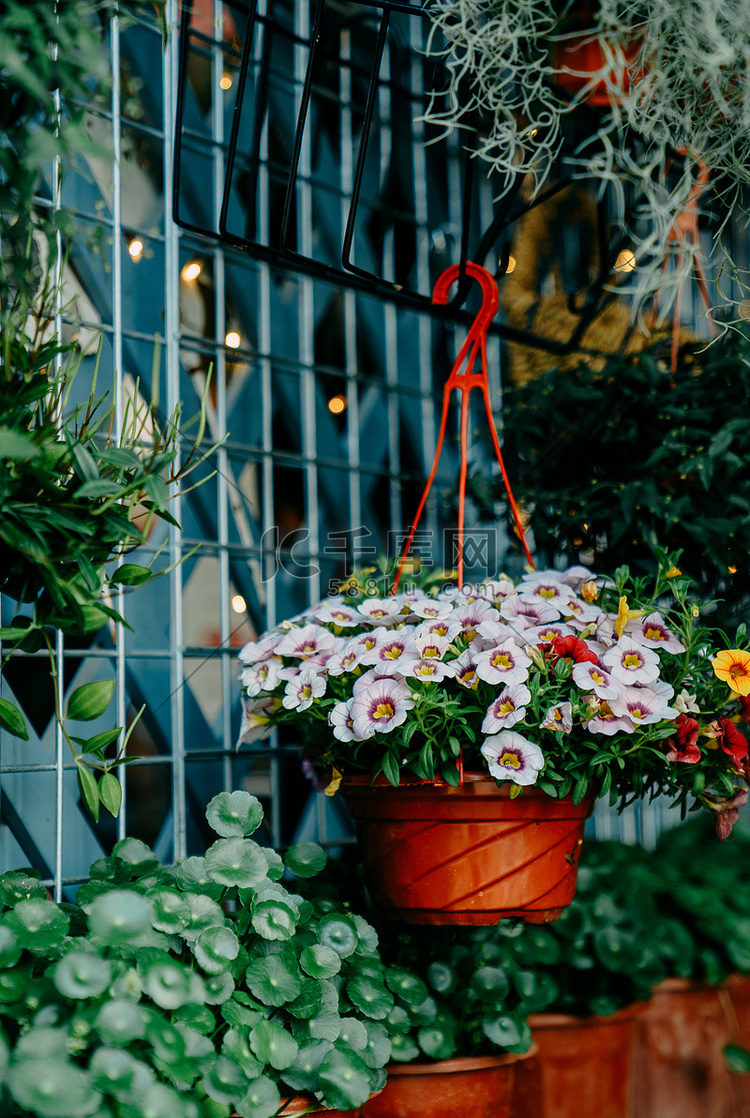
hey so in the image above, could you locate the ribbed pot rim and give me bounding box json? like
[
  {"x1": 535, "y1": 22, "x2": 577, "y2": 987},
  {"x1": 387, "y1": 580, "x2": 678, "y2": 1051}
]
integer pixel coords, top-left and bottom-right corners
[
  {"x1": 528, "y1": 1002, "x2": 647, "y2": 1029},
  {"x1": 384, "y1": 1048, "x2": 536, "y2": 1077}
]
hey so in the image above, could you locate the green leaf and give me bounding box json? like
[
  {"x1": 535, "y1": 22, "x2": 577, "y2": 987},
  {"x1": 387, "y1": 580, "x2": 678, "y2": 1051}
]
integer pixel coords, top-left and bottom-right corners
[
  {"x1": 285, "y1": 841, "x2": 327, "y2": 878},
  {"x1": 100, "y1": 772, "x2": 123, "y2": 818},
  {"x1": 301, "y1": 944, "x2": 342, "y2": 980},
  {"x1": 282, "y1": 1040, "x2": 333, "y2": 1092},
  {"x1": 7, "y1": 1058, "x2": 100, "y2": 1118},
  {"x1": 74, "y1": 479, "x2": 122, "y2": 500},
  {"x1": 386, "y1": 967, "x2": 429, "y2": 1007},
  {"x1": 204, "y1": 838, "x2": 269, "y2": 889},
  {"x1": 249, "y1": 1021, "x2": 298, "y2": 1070},
  {"x1": 206, "y1": 790, "x2": 264, "y2": 837},
  {"x1": 110, "y1": 563, "x2": 153, "y2": 586},
  {"x1": 317, "y1": 1047, "x2": 372, "y2": 1109},
  {"x1": 245, "y1": 955, "x2": 301, "y2": 1007},
  {"x1": 53, "y1": 951, "x2": 112, "y2": 999},
  {"x1": 235, "y1": 1076, "x2": 281, "y2": 1118},
  {"x1": 77, "y1": 763, "x2": 100, "y2": 822},
  {"x1": 418, "y1": 1025, "x2": 456, "y2": 1060},
  {"x1": 347, "y1": 975, "x2": 394, "y2": 1020},
  {"x1": 0, "y1": 427, "x2": 39, "y2": 460},
  {"x1": 194, "y1": 925, "x2": 240, "y2": 974},
  {"x1": 0, "y1": 697, "x2": 28, "y2": 740},
  {"x1": 251, "y1": 899, "x2": 297, "y2": 942},
  {"x1": 95, "y1": 999, "x2": 147, "y2": 1046},
  {"x1": 470, "y1": 966, "x2": 510, "y2": 1003},
  {"x1": 725, "y1": 1044, "x2": 750, "y2": 1074},
  {"x1": 382, "y1": 752, "x2": 400, "y2": 786},
  {"x1": 143, "y1": 959, "x2": 193, "y2": 1009},
  {"x1": 67, "y1": 678, "x2": 115, "y2": 721},
  {"x1": 65, "y1": 432, "x2": 100, "y2": 482},
  {"x1": 317, "y1": 914, "x2": 358, "y2": 958},
  {"x1": 87, "y1": 890, "x2": 152, "y2": 945},
  {"x1": 4, "y1": 899, "x2": 69, "y2": 953},
  {"x1": 201, "y1": 1054, "x2": 249, "y2": 1105}
]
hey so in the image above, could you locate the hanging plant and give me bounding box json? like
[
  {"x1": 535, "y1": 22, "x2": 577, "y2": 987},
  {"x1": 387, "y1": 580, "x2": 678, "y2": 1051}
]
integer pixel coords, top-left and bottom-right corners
[{"x1": 422, "y1": 0, "x2": 750, "y2": 317}]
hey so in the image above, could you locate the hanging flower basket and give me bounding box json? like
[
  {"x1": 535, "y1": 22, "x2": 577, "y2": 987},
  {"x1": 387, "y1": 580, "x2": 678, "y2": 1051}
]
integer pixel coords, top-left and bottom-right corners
[
  {"x1": 341, "y1": 773, "x2": 592, "y2": 925},
  {"x1": 360, "y1": 1053, "x2": 524, "y2": 1118}
]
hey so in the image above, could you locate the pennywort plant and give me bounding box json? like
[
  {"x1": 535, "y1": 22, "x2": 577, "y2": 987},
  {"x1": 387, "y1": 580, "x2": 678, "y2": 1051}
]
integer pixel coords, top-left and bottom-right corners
[
  {"x1": 0, "y1": 790, "x2": 391, "y2": 1117},
  {"x1": 238, "y1": 555, "x2": 750, "y2": 835}
]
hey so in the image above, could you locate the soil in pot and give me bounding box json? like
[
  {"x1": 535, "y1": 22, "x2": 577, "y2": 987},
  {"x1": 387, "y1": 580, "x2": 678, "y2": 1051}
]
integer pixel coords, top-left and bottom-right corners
[
  {"x1": 513, "y1": 1003, "x2": 644, "y2": 1118},
  {"x1": 358, "y1": 1053, "x2": 523, "y2": 1118},
  {"x1": 341, "y1": 772, "x2": 592, "y2": 925}
]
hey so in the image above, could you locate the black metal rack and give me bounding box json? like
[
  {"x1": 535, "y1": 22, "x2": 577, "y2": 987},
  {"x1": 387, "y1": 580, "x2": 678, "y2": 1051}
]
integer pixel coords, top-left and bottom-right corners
[{"x1": 173, "y1": 0, "x2": 629, "y2": 350}]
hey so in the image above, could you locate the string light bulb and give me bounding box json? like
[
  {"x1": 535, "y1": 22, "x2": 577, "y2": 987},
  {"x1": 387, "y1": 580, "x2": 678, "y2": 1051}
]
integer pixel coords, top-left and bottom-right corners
[
  {"x1": 225, "y1": 330, "x2": 241, "y2": 349},
  {"x1": 181, "y1": 260, "x2": 202, "y2": 281},
  {"x1": 614, "y1": 249, "x2": 636, "y2": 273},
  {"x1": 328, "y1": 394, "x2": 347, "y2": 415},
  {"x1": 506, "y1": 255, "x2": 517, "y2": 274},
  {"x1": 231, "y1": 594, "x2": 247, "y2": 613},
  {"x1": 128, "y1": 238, "x2": 144, "y2": 260},
  {"x1": 220, "y1": 72, "x2": 233, "y2": 90}
]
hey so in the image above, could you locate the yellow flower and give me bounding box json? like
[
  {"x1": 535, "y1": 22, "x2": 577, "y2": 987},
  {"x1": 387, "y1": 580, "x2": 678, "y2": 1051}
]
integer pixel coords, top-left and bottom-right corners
[
  {"x1": 581, "y1": 580, "x2": 599, "y2": 604},
  {"x1": 324, "y1": 767, "x2": 343, "y2": 797},
  {"x1": 614, "y1": 596, "x2": 647, "y2": 639},
  {"x1": 665, "y1": 566, "x2": 682, "y2": 579},
  {"x1": 712, "y1": 649, "x2": 750, "y2": 696}
]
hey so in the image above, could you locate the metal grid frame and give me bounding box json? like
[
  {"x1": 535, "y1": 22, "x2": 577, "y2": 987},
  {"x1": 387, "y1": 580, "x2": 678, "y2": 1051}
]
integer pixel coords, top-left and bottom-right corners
[{"x1": 0, "y1": 0, "x2": 706, "y2": 896}]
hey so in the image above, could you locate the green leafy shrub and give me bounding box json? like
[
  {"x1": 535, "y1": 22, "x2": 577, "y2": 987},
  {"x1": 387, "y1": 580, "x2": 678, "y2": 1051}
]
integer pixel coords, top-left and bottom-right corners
[
  {"x1": 491, "y1": 334, "x2": 750, "y2": 631},
  {"x1": 0, "y1": 791, "x2": 391, "y2": 1117}
]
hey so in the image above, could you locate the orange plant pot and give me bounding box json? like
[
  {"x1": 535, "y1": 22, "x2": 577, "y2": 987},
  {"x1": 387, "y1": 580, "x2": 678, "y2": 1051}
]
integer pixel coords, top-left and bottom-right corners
[
  {"x1": 727, "y1": 974, "x2": 750, "y2": 1113},
  {"x1": 359, "y1": 1054, "x2": 520, "y2": 1118},
  {"x1": 513, "y1": 1004, "x2": 644, "y2": 1118},
  {"x1": 340, "y1": 773, "x2": 592, "y2": 925},
  {"x1": 275, "y1": 1096, "x2": 362, "y2": 1117},
  {"x1": 553, "y1": 34, "x2": 639, "y2": 107},
  {"x1": 632, "y1": 978, "x2": 747, "y2": 1118}
]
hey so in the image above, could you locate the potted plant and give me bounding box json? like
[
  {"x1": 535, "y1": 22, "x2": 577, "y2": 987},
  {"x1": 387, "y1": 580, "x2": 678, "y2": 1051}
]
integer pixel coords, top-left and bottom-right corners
[
  {"x1": 237, "y1": 556, "x2": 750, "y2": 925},
  {"x1": 501, "y1": 838, "x2": 666, "y2": 1118},
  {"x1": 422, "y1": 0, "x2": 750, "y2": 316},
  {"x1": 0, "y1": 790, "x2": 391, "y2": 1117},
  {"x1": 352, "y1": 921, "x2": 533, "y2": 1118},
  {"x1": 626, "y1": 819, "x2": 750, "y2": 1118}
]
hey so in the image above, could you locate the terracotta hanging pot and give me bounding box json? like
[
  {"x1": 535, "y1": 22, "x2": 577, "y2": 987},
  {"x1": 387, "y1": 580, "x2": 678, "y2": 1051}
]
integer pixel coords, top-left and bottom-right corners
[
  {"x1": 340, "y1": 772, "x2": 593, "y2": 925},
  {"x1": 513, "y1": 1003, "x2": 644, "y2": 1118},
  {"x1": 553, "y1": 33, "x2": 640, "y2": 108},
  {"x1": 631, "y1": 978, "x2": 747, "y2": 1118},
  {"x1": 359, "y1": 1053, "x2": 522, "y2": 1118}
]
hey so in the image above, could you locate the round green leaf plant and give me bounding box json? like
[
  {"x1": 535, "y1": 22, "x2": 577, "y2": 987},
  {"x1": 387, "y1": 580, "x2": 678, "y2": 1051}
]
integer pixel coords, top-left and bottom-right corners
[{"x1": 0, "y1": 790, "x2": 390, "y2": 1117}]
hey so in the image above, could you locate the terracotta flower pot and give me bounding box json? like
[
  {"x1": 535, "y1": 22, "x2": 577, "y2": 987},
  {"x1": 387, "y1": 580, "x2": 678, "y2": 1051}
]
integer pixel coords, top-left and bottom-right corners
[
  {"x1": 275, "y1": 1096, "x2": 361, "y2": 1117},
  {"x1": 631, "y1": 978, "x2": 741, "y2": 1118},
  {"x1": 359, "y1": 1053, "x2": 521, "y2": 1118},
  {"x1": 553, "y1": 34, "x2": 640, "y2": 108},
  {"x1": 513, "y1": 1003, "x2": 644, "y2": 1118},
  {"x1": 727, "y1": 974, "x2": 750, "y2": 1114},
  {"x1": 340, "y1": 772, "x2": 592, "y2": 925}
]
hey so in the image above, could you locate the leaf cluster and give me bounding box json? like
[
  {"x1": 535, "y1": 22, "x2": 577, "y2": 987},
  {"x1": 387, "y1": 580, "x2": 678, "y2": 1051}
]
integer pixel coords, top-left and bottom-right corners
[
  {"x1": 0, "y1": 791, "x2": 391, "y2": 1118},
  {"x1": 492, "y1": 334, "x2": 750, "y2": 631}
]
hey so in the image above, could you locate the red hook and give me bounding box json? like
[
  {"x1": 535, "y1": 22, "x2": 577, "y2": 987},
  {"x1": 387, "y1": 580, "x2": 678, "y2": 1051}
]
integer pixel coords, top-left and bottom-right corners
[{"x1": 391, "y1": 262, "x2": 534, "y2": 594}]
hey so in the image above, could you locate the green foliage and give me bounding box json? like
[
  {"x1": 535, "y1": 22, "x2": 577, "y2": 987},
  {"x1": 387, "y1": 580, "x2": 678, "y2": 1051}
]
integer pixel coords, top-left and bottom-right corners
[
  {"x1": 0, "y1": 791, "x2": 391, "y2": 1116},
  {"x1": 494, "y1": 335, "x2": 750, "y2": 630}
]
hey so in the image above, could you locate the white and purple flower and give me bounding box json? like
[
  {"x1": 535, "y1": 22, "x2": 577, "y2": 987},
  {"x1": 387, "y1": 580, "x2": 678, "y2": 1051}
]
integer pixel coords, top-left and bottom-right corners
[
  {"x1": 330, "y1": 698, "x2": 357, "y2": 742},
  {"x1": 275, "y1": 624, "x2": 337, "y2": 660},
  {"x1": 608, "y1": 684, "x2": 676, "y2": 726},
  {"x1": 241, "y1": 656, "x2": 284, "y2": 697},
  {"x1": 571, "y1": 661, "x2": 621, "y2": 700},
  {"x1": 625, "y1": 611, "x2": 685, "y2": 654},
  {"x1": 357, "y1": 598, "x2": 403, "y2": 625},
  {"x1": 282, "y1": 669, "x2": 326, "y2": 711},
  {"x1": 475, "y1": 639, "x2": 532, "y2": 686},
  {"x1": 405, "y1": 658, "x2": 456, "y2": 683},
  {"x1": 350, "y1": 675, "x2": 415, "y2": 738},
  {"x1": 541, "y1": 702, "x2": 573, "y2": 733},
  {"x1": 481, "y1": 684, "x2": 531, "y2": 733},
  {"x1": 481, "y1": 731, "x2": 544, "y2": 785},
  {"x1": 360, "y1": 631, "x2": 419, "y2": 675},
  {"x1": 603, "y1": 637, "x2": 661, "y2": 685}
]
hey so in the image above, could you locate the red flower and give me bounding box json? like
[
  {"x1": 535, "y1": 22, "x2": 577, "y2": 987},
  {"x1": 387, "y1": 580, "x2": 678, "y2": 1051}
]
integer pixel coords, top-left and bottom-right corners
[
  {"x1": 551, "y1": 636, "x2": 598, "y2": 666},
  {"x1": 711, "y1": 718, "x2": 749, "y2": 768},
  {"x1": 665, "y1": 714, "x2": 701, "y2": 764},
  {"x1": 711, "y1": 788, "x2": 749, "y2": 840}
]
